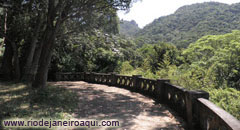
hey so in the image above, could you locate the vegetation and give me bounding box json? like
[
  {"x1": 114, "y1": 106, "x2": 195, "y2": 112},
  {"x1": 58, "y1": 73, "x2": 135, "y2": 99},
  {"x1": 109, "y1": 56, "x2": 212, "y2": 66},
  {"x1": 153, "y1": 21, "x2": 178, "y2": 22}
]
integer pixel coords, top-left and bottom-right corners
[
  {"x1": 0, "y1": 0, "x2": 134, "y2": 88},
  {"x1": 119, "y1": 20, "x2": 140, "y2": 37},
  {"x1": 135, "y1": 2, "x2": 240, "y2": 48},
  {"x1": 0, "y1": 0, "x2": 239, "y2": 122},
  {"x1": 49, "y1": 29, "x2": 139, "y2": 78},
  {"x1": 118, "y1": 31, "x2": 240, "y2": 119}
]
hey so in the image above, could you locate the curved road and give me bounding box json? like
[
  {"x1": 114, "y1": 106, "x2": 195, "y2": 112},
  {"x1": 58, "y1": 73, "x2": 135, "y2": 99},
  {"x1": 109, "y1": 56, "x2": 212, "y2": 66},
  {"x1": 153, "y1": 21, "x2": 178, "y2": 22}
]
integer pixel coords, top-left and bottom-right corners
[{"x1": 52, "y1": 81, "x2": 186, "y2": 130}]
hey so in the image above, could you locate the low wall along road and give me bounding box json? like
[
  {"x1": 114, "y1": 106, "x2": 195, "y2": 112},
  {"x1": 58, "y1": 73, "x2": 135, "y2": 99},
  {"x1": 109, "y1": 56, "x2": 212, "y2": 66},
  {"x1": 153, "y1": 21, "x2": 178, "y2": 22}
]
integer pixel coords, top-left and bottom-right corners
[{"x1": 55, "y1": 72, "x2": 240, "y2": 130}]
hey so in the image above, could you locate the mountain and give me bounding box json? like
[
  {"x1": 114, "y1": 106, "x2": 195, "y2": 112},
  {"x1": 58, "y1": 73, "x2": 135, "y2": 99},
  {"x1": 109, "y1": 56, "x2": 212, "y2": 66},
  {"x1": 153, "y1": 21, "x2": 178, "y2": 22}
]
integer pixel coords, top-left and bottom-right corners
[
  {"x1": 135, "y1": 2, "x2": 240, "y2": 48},
  {"x1": 119, "y1": 20, "x2": 140, "y2": 37}
]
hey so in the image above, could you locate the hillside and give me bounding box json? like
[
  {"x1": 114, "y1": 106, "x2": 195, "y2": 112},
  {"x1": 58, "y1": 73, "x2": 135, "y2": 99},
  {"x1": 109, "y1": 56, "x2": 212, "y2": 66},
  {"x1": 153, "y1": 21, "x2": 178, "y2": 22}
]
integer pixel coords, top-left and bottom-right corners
[
  {"x1": 135, "y1": 2, "x2": 240, "y2": 48},
  {"x1": 119, "y1": 20, "x2": 140, "y2": 37}
]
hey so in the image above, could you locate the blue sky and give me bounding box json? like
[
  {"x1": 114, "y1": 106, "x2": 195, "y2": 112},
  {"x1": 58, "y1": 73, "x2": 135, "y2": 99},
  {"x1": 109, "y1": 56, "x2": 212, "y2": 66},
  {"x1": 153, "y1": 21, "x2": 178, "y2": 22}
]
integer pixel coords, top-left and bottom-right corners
[{"x1": 118, "y1": 0, "x2": 240, "y2": 28}]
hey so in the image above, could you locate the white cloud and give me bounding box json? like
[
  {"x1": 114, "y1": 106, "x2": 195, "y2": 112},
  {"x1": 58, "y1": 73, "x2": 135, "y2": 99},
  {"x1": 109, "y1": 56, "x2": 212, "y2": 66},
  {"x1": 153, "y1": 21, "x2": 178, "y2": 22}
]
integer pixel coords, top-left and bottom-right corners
[{"x1": 118, "y1": 0, "x2": 240, "y2": 28}]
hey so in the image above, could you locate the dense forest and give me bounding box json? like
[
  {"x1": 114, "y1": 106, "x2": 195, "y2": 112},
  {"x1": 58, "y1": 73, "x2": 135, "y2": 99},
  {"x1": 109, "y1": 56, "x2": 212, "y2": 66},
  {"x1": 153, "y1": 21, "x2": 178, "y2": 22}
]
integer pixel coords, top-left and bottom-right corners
[
  {"x1": 134, "y1": 2, "x2": 240, "y2": 48},
  {"x1": 0, "y1": 1, "x2": 239, "y2": 120},
  {"x1": 119, "y1": 20, "x2": 140, "y2": 37}
]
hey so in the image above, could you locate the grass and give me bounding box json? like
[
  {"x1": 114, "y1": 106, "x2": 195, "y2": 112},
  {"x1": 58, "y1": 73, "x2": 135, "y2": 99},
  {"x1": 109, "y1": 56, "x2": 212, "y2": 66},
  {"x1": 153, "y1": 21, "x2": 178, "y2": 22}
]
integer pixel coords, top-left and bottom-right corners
[{"x1": 0, "y1": 82, "x2": 79, "y2": 129}]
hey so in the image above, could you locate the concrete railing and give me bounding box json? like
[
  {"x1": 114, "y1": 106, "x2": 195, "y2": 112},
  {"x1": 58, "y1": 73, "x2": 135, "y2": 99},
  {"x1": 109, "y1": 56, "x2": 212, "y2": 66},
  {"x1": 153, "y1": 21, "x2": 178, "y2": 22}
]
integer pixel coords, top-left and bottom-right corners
[{"x1": 55, "y1": 72, "x2": 240, "y2": 130}]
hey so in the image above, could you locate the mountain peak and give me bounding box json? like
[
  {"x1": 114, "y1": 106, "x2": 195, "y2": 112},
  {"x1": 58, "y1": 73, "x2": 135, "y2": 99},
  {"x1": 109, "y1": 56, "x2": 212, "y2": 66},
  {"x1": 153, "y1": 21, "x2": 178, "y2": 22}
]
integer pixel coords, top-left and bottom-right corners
[{"x1": 119, "y1": 20, "x2": 140, "y2": 37}]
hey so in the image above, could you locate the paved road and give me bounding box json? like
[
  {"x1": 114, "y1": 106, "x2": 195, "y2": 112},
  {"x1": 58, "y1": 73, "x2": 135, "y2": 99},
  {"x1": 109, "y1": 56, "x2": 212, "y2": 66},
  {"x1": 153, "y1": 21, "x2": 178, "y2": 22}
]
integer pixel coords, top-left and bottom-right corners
[{"x1": 52, "y1": 81, "x2": 186, "y2": 130}]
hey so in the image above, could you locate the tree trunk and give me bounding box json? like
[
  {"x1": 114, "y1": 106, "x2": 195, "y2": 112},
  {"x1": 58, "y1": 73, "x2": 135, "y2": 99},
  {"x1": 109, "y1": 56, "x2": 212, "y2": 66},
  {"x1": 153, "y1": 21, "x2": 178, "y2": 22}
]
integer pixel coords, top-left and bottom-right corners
[
  {"x1": 27, "y1": 30, "x2": 46, "y2": 82},
  {"x1": 21, "y1": 15, "x2": 43, "y2": 82},
  {"x1": 10, "y1": 41, "x2": 21, "y2": 81},
  {"x1": 21, "y1": 35, "x2": 38, "y2": 81},
  {"x1": 0, "y1": 40, "x2": 13, "y2": 80},
  {"x1": 1, "y1": 8, "x2": 21, "y2": 81},
  {"x1": 32, "y1": 0, "x2": 63, "y2": 88},
  {"x1": 0, "y1": 9, "x2": 13, "y2": 80},
  {"x1": 32, "y1": 28, "x2": 56, "y2": 88}
]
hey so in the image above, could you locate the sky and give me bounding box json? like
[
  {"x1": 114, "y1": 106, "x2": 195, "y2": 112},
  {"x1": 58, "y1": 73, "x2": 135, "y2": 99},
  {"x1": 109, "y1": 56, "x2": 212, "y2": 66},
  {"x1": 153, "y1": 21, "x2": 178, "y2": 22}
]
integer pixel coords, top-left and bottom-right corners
[{"x1": 117, "y1": 0, "x2": 240, "y2": 28}]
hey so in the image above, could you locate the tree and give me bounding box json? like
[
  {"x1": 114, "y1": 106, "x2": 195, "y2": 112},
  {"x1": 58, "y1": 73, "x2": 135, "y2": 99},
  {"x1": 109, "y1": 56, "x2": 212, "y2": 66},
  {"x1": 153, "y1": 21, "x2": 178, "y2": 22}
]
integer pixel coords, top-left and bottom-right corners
[
  {"x1": 137, "y1": 42, "x2": 180, "y2": 73},
  {"x1": 182, "y1": 30, "x2": 240, "y2": 89},
  {"x1": 0, "y1": 0, "x2": 135, "y2": 88}
]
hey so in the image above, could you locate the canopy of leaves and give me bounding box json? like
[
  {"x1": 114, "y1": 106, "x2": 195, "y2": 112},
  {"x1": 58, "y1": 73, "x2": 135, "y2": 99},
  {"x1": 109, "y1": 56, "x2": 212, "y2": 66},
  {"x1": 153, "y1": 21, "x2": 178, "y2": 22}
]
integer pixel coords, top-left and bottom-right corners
[
  {"x1": 50, "y1": 29, "x2": 138, "y2": 76},
  {"x1": 182, "y1": 30, "x2": 240, "y2": 89},
  {"x1": 136, "y1": 42, "x2": 181, "y2": 73}
]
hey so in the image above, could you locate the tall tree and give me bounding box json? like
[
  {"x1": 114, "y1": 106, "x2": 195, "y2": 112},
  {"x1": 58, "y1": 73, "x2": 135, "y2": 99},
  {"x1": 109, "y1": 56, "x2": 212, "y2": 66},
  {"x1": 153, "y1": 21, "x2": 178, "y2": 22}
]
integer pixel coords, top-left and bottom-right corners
[{"x1": 0, "y1": 0, "x2": 135, "y2": 88}]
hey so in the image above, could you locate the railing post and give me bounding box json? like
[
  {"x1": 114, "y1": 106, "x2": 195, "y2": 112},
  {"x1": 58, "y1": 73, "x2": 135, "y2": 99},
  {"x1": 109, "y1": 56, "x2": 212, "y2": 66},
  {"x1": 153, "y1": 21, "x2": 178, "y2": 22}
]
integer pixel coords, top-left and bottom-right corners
[
  {"x1": 90, "y1": 72, "x2": 95, "y2": 83},
  {"x1": 132, "y1": 75, "x2": 142, "y2": 91},
  {"x1": 185, "y1": 90, "x2": 209, "y2": 129},
  {"x1": 155, "y1": 79, "x2": 170, "y2": 102},
  {"x1": 80, "y1": 72, "x2": 84, "y2": 81},
  {"x1": 85, "y1": 72, "x2": 90, "y2": 82},
  {"x1": 110, "y1": 72, "x2": 117, "y2": 86},
  {"x1": 83, "y1": 72, "x2": 87, "y2": 82},
  {"x1": 55, "y1": 73, "x2": 60, "y2": 81}
]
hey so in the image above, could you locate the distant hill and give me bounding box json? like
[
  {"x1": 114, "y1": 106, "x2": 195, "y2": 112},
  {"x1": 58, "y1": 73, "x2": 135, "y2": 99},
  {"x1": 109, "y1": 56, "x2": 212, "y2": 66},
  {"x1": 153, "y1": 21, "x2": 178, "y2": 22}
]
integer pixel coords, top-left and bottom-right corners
[
  {"x1": 119, "y1": 20, "x2": 140, "y2": 37},
  {"x1": 135, "y1": 2, "x2": 240, "y2": 48}
]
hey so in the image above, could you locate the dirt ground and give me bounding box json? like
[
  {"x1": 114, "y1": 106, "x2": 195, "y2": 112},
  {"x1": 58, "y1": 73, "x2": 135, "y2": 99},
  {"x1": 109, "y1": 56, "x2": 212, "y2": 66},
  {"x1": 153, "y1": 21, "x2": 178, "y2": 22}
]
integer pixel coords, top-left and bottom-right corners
[{"x1": 51, "y1": 81, "x2": 186, "y2": 130}]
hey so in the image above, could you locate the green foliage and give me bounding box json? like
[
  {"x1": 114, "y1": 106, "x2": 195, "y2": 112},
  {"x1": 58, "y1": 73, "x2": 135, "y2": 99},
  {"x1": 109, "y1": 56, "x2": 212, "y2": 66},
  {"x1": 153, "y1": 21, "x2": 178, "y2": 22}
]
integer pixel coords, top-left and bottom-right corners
[
  {"x1": 93, "y1": 47, "x2": 119, "y2": 72},
  {"x1": 206, "y1": 88, "x2": 240, "y2": 119},
  {"x1": 121, "y1": 31, "x2": 240, "y2": 119},
  {"x1": 183, "y1": 30, "x2": 240, "y2": 89},
  {"x1": 51, "y1": 29, "x2": 138, "y2": 74},
  {"x1": 137, "y1": 42, "x2": 182, "y2": 73},
  {"x1": 119, "y1": 20, "x2": 140, "y2": 37},
  {"x1": 135, "y1": 2, "x2": 240, "y2": 48},
  {"x1": 119, "y1": 61, "x2": 134, "y2": 74}
]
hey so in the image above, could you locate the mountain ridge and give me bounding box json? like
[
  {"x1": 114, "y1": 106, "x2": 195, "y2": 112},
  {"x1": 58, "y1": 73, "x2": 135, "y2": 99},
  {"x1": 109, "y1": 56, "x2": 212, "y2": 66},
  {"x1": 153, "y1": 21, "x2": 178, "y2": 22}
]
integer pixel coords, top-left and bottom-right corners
[{"x1": 120, "y1": 2, "x2": 240, "y2": 48}]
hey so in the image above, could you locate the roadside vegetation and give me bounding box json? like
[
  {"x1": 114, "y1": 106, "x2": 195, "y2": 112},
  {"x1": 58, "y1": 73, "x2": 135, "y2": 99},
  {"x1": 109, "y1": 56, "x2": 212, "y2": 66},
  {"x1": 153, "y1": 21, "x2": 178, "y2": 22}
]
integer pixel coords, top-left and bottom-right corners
[
  {"x1": 0, "y1": 1, "x2": 239, "y2": 121},
  {"x1": 117, "y1": 31, "x2": 240, "y2": 119}
]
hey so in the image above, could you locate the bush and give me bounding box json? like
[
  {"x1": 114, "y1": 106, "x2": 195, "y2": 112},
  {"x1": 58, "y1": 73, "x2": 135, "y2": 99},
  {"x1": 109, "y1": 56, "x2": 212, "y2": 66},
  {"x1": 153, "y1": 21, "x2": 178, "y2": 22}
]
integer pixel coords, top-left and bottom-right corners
[
  {"x1": 119, "y1": 61, "x2": 134, "y2": 74},
  {"x1": 206, "y1": 88, "x2": 240, "y2": 119}
]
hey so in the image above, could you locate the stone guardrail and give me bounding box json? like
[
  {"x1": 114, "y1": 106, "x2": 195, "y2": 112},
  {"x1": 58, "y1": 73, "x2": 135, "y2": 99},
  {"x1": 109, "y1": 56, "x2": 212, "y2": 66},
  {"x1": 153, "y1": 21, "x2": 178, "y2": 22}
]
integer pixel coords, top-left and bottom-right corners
[{"x1": 55, "y1": 72, "x2": 240, "y2": 130}]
